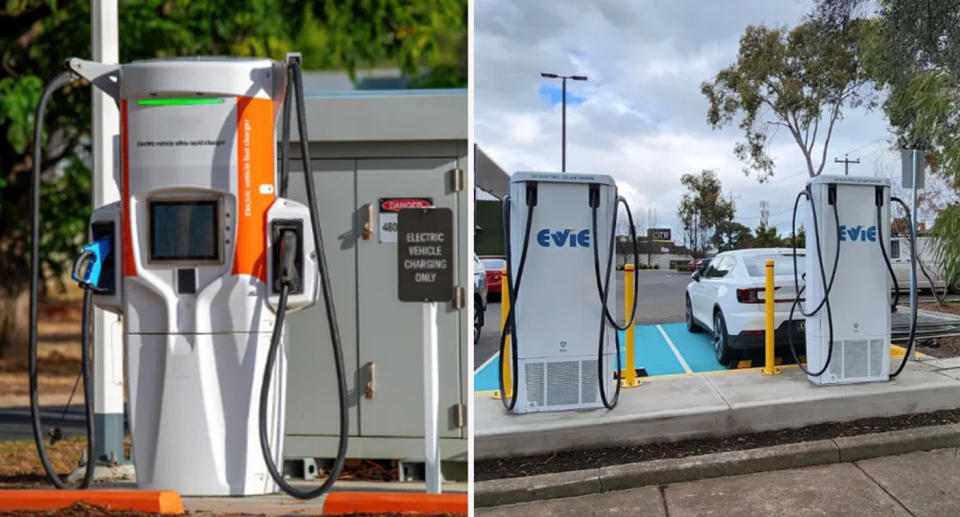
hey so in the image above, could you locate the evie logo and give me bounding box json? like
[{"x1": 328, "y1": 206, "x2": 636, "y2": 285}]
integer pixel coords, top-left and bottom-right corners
[
  {"x1": 537, "y1": 229, "x2": 590, "y2": 248},
  {"x1": 839, "y1": 225, "x2": 877, "y2": 242}
]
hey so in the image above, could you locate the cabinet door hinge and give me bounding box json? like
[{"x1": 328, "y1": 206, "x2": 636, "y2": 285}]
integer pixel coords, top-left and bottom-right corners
[
  {"x1": 450, "y1": 168, "x2": 464, "y2": 192},
  {"x1": 450, "y1": 403, "x2": 467, "y2": 429}
]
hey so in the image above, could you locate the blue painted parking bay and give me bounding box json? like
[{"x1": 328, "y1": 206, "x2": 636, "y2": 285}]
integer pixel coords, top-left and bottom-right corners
[{"x1": 475, "y1": 322, "x2": 735, "y2": 393}]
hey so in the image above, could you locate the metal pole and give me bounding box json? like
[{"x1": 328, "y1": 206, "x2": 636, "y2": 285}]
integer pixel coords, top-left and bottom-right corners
[
  {"x1": 762, "y1": 259, "x2": 780, "y2": 375},
  {"x1": 561, "y1": 77, "x2": 566, "y2": 172},
  {"x1": 499, "y1": 268, "x2": 511, "y2": 400},
  {"x1": 622, "y1": 264, "x2": 638, "y2": 387},
  {"x1": 910, "y1": 150, "x2": 918, "y2": 360},
  {"x1": 91, "y1": 0, "x2": 125, "y2": 465},
  {"x1": 422, "y1": 302, "x2": 441, "y2": 493}
]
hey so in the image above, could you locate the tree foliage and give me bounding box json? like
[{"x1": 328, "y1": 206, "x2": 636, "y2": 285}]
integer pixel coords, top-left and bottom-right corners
[
  {"x1": 677, "y1": 169, "x2": 735, "y2": 257},
  {"x1": 702, "y1": 20, "x2": 873, "y2": 180},
  {"x1": 714, "y1": 220, "x2": 753, "y2": 251},
  {"x1": 0, "y1": 0, "x2": 466, "y2": 356},
  {"x1": 817, "y1": 0, "x2": 960, "y2": 283},
  {"x1": 752, "y1": 222, "x2": 782, "y2": 248}
]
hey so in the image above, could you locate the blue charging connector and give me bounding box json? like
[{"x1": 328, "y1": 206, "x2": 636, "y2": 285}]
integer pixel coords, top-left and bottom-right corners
[{"x1": 71, "y1": 237, "x2": 112, "y2": 291}]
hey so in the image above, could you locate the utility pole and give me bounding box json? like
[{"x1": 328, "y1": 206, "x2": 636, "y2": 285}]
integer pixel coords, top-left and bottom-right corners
[
  {"x1": 91, "y1": 0, "x2": 125, "y2": 466},
  {"x1": 760, "y1": 200, "x2": 769, "y2": 227},
  {"x1": 835, "y1": 154, "x2": 861, "y2": 175},
  {"x1": 540, "y1": 72, "x2": 587, "y2": 172}
]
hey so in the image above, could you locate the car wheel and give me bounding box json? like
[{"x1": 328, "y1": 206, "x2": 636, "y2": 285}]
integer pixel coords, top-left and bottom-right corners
[
  {"x1": 949, "y1": 281, "x2": 960, "y2": 295},
  {"x1": 712, "y1": 309, "x2": 739, "y2": 367},
  {"x1": 685, "y1": 295, "x2": 701, "y2": 333}
]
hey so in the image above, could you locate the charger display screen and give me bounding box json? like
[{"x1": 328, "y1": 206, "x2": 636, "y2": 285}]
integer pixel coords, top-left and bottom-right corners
[{"x1": 149, "y1": 200, "x2": 220, "y2": 262}]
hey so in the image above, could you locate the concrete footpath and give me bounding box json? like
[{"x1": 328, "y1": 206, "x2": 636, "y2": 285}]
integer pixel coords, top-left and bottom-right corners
[
  {"x1": 476, "y1": 357, "x2": 960, "y2": 460},
  {"x1": 478, "y1": 447, "x2": 960, "y2": 516}
]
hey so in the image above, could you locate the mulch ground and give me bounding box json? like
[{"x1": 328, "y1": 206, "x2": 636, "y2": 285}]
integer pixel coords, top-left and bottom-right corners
[
  {"x1": 474, "y1": 408, "x2": 960, "y2": 481},
  {"x1": 914, "y1": 301, "x2": 960, "y2": 358}
]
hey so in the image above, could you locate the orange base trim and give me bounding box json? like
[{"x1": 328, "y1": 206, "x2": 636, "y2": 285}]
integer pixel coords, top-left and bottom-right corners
[
  {"x1": 323, "y1": 492, "x2": 467, "y2": 515},
  {"x1": 0, "y1": 490, "x2": 183, "y2": 514}
]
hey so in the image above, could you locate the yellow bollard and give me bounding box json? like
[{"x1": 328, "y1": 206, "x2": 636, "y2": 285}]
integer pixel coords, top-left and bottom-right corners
[
  {"x1": 762, "y1": 259, "x2": 781, "y2": 376},
  {"x1": 622, "y1": 263, "x2": 640, "y2": 387},
  {"x1": 499, "y1": 268, "x2": 512, "y2": 399}
]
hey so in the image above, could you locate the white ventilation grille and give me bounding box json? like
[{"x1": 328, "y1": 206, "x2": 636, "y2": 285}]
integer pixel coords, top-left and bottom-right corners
[
  {"x1": 547, "y1": 361, "x2": 579, "y2": 406},
  {"x1": 524, "y1": 362, "x2": 544, "y2": 408},
  {"x1": 520, "y1": 357, "x2": 609, "y2": 411},
  {"x1": 844, "y1": 339, "x2": 869, "y2": 379},
  {"x1": 868, "y1": 339, "x2": 883, "y2": 378},
  {"x1": 580, "y1": 360, "x2": 599, "y2": 405},
  {"x1": 826, "y1": 339, "x2": 887, "y2": 382}
]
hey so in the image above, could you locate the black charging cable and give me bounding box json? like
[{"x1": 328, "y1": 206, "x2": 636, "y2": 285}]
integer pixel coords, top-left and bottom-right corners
[
  {"x1": 591, "y1": 194, "x2": 624, "y2": 409},
  {"x1": 258, "y1": 59, "x2": 349, "y2": 500},
  {"x1": 497, "y1": 184, "x2": 537, "y2": 411},
  {"x1": 29, "y1": 70, "x2": 96, "y2": 489},
  {"x1": 887, "y1": 196, "x2": 918, "y2": 378},
  {"x1": 785, "y1": 187, "x2": 840, "y2": 377}
]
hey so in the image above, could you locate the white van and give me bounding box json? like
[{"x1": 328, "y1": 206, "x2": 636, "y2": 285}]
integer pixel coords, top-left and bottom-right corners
[{"x1": 889, "y1": 235, "x2": 960, "y2": 293}]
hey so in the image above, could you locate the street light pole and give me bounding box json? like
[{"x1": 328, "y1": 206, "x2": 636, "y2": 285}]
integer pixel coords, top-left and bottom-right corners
[
  {"x1": 541, "y1": 72, "x2": 587, "y2": 172},
  {"x1": 562, "y1": 77, "x2": 566, "y2": 172}
]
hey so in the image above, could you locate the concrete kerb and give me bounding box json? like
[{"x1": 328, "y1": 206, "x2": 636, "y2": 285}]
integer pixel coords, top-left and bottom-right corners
[{"x1": 474, "y1": 423, "x2": 960, "y2": 508}]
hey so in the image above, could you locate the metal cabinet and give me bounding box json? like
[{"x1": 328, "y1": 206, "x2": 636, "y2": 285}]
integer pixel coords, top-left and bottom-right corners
[
  {"x1": 283, "y1": 152, "x2": 466, "y2": 465},
  {"x1": 280, "y1": 90, "x2": 467, "y2": 468}
]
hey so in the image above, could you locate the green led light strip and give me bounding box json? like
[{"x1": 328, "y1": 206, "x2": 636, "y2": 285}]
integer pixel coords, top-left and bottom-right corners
[{"x1": 137, "y1": 98, "x2": 226, "y2": 106}]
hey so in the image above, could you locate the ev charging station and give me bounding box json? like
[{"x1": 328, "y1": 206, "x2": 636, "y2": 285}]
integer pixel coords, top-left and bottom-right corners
[
  {"x1": 803, "y1": 176, "x2": 891, "y2": 384},
  {"x1": 30, "y1": 55, "x2": 348, "y2": 498},
  {"x1": 790, "y1": 173, "x2": 922, "y2": 386},
  {"x1": 499, "y1": 172, "x2": 638, "y2": 413}
]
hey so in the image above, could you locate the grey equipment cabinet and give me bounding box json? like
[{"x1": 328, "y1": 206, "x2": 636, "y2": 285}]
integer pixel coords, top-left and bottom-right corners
[{"x1": 282, "y1": 90, "x2": 468, "y2": 478}]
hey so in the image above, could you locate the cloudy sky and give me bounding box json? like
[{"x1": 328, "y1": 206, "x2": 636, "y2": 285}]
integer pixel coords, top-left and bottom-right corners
[{"x1": 475, "y1": 0, "x2": 912, "y2": 244}]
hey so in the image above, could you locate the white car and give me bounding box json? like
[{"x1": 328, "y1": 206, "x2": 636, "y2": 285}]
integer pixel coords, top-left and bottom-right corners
[
  {"x1": 889, "y1": 236, "x2": 960, "y2": 294},
  {"x1": 685, "y1": 248, "x2": 806, "y2": 366}
]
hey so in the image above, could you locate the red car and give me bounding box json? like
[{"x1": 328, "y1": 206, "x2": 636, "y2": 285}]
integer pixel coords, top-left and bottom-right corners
[
  {"x1": 688, "y1": 257, "x2": 710, "y2": 272},
  {"x1": 480, "y1": 256, "x2": 506, "y2": 300}
]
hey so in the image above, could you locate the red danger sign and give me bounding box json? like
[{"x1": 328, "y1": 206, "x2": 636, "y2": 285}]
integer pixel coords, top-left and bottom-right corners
[{"x1": 380, "y1": 198, "x2": 432, "y2": 212}]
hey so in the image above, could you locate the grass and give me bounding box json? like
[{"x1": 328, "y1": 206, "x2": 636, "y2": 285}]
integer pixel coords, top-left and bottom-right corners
[{"x1": 0, "y1": 436, "x2": 88, "y2": 488}]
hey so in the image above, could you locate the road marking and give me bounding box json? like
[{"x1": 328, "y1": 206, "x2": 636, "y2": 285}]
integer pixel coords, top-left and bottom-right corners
[
  {"x1": 656, "y1": 324, "x2": 692, "y2": 374},
  {"x1": 475, "y1": 351, "x2": 499, "y2": 373}
]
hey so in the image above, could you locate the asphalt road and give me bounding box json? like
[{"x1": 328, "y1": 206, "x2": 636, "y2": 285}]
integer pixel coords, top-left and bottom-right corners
[
  {"x1": 0, "y1": 405, "x2": 91, "y2": 443},
  {"x1": 475, "y1": 269, "x2": 693, "y2": 368}
]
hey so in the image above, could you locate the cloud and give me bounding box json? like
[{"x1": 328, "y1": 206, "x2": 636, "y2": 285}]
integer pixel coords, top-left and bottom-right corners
[{"x1": 476, "y1": 0, "x2": 906, "y2": 243}]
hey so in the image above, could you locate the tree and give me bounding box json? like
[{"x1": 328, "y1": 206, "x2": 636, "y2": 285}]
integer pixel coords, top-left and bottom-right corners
[
  {"x1": 784, "y1": 227, "x2": 806, "y2": 249},
  {"x1": 645, "y1": 207, "x2": 660, "y2": 266},
  {"x1": 714, "y1": 221, "x2": 753, "y2": 251},
  {"x1": 753, "y1": 223, "x2": 782, "y2": 248},
  {"x1": 701, "y1": 20, "x2": 874, "y2": 181},
  {"x1": 677, "y1": 169, "x2": 735, "y2": 256},
  {"x1": 817, "y1": 0, "x2": 960, "y2": 284},
  {"x1": 0, "y1": 0, "x2": 467, "y2": 358}
]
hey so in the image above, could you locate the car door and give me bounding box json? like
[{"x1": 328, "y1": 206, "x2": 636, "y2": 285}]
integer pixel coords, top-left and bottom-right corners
[
  {"x1": 687, "y1": 260, "x2": 709, "y2": 324},
  {"x1": 693, "y1": 255, "x2": 726, "y2": 324},
  {"x1": 889, "y1": 238, "x2": 909, "y2": 290}
]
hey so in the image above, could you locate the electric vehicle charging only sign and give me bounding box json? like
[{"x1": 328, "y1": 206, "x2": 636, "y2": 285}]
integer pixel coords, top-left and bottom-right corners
[{"x1": 397, "y1": 208, "x2": 453, "y2": 302}]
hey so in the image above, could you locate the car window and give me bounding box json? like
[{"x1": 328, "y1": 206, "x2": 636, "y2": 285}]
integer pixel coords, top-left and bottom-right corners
[
  {"x1": 481, "y1": 258, "x2": 505, "y2": 270},
  {"x1": 474, "y1": 256, "x2": 484, "y2": 273},
  {"x1": 743, "y1": 254, "x2": 805, "y2": 277},
  {"x1": 890, "y1": 239, "x2": 900, "y2": 259},
  {"x1": 703, "y1": 256, "x2": 727, "y2": 278},
  {"x1": 715, "y1": 256, "x2": 735, "y2": 278}
]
